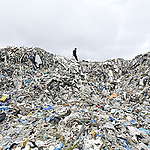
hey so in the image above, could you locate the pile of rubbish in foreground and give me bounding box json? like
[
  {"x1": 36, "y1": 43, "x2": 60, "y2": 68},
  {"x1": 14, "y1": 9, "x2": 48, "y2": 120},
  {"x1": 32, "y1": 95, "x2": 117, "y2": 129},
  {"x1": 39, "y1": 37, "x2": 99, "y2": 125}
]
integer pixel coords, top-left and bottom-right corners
[{"x1": 0, "y1": 47, "x2": 150, "y2": 150}]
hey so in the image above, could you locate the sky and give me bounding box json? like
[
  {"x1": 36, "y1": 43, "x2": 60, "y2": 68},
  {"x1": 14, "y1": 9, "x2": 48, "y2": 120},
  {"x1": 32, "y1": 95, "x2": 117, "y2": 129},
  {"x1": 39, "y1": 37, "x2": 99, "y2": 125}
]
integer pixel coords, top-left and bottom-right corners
[{"x1": 0, "y1": 0, "x2": 150, "y2": 61}]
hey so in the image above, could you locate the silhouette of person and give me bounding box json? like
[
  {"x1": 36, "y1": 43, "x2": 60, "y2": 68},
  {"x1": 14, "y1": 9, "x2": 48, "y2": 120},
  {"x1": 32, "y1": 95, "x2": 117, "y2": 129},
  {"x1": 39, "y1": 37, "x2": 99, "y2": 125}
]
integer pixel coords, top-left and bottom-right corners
[{"x1": 73, "y1": 48, "x2": 78, "y2": 61}]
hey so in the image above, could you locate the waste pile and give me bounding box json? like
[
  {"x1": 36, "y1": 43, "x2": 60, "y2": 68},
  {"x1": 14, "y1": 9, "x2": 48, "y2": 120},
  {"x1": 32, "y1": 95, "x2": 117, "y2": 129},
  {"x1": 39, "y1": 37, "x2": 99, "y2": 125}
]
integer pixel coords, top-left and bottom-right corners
[{"x1": 0, "y1": 47, "x2": 150, "y2": 150}]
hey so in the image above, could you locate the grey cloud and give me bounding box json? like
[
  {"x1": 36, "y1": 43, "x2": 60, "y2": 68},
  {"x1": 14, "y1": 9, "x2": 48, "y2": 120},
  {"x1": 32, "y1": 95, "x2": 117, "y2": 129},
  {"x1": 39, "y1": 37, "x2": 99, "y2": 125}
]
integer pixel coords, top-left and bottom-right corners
[{"x1": 0, "y1": 0, "x2": 150, "y2": 61}]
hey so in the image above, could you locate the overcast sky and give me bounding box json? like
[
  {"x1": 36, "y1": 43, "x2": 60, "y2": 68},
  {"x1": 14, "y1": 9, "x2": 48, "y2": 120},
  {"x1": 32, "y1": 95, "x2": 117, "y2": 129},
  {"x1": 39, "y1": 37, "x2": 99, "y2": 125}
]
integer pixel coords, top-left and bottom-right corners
[{"x1": 0, "y1": 0, "x2": 150, "y2": 61}]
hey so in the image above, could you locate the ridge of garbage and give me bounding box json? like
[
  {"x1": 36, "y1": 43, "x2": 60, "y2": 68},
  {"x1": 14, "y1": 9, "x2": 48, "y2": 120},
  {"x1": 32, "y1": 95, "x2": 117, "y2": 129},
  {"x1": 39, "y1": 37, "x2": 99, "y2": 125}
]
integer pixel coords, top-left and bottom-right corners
[{"x1": 0, "y1": 47, "x2": 150, "y2": 150}]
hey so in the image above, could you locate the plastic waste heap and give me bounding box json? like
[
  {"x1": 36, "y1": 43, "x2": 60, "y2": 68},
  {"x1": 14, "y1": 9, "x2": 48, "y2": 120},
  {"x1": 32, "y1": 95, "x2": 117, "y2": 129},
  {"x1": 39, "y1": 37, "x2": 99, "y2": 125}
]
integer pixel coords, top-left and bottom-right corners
[{"x1": 0, "y1": 47, "x2": 150, "y2": 150}]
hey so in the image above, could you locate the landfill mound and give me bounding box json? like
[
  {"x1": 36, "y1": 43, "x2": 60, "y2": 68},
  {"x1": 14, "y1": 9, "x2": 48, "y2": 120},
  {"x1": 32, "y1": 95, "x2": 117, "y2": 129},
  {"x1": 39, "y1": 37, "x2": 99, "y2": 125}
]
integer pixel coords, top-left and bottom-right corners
[{"x1": 0, "y1": 47, "x2": 150, "y2": 150}]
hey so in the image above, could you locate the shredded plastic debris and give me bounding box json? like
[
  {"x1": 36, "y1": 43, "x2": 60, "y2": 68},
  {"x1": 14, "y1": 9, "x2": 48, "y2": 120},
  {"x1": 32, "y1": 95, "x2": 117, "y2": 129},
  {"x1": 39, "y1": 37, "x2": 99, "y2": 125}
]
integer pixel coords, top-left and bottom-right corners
[{"x1": 0, "y1": 47, "x2": 150, "y2": 149}]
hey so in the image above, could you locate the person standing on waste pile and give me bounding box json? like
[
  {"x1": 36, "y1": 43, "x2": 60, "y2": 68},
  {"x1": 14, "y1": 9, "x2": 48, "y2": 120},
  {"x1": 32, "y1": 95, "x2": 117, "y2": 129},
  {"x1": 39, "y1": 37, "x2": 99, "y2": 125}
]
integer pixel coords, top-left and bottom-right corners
[{"x1": 73, "y1": 48, "x2": 78, "y2": 61}]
